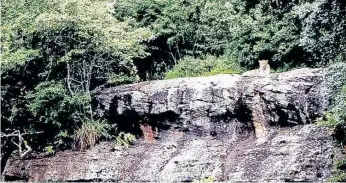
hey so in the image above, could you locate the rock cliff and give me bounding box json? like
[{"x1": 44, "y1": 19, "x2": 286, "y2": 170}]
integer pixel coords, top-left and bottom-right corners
[{"x1": 2, "y1": 67, "x2": 342, "y2": 182}]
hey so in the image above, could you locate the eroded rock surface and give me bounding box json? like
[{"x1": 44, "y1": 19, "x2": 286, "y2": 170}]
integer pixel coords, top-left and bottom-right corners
[
  {"x1": 2, "y1": 125, "x2": 334, "y2": 182},
  {"x1": 3, "y1": 67, "x2": 341, "y2": 182}
]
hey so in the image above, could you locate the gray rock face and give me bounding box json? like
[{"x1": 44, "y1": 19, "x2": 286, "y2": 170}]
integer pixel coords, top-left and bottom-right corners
[
  {"x1": 2, "y1": 67, "x2": 340, "y2": 182},
  {"x1": 3, "y1": 125, "x2": 334, "y2": 182}
]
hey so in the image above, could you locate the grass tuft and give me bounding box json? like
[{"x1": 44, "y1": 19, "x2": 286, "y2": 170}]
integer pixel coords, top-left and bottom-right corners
[{"x1": 74, "y1": 119, "x2": 110, "y2": 151}]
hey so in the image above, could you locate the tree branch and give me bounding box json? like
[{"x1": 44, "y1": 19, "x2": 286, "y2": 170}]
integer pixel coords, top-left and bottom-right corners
[
  {"x1": 66, "y1": 60, "x2": 74, "y2": 95},
  {"x1": 1, "y1": 131, "x2": 44, "y2": 138},
  {"x1": 1, "y1": 130, "x2": 42, "y2": 158}
]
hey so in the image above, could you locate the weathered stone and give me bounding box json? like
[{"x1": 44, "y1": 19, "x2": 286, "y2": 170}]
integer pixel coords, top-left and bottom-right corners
[
  {"x1": 2, "y1": 125, "x2": 334, "y2": 182},
  {"x1": 3, "y1": 66, "x2": 343, "y2": 182},
  {"x1": 95, "y1": 68, "x2": 328, "y2": 129}
]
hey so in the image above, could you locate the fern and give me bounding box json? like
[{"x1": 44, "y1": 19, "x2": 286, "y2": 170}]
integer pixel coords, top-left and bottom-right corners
[{"x1": 115, "y1": 132, "x2": 136, "y2": 148}]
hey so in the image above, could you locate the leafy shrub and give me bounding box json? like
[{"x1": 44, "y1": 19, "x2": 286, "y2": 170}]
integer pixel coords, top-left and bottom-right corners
[
  {"x1": 115, "y1": 132, "x2": 136, "y2": 148},
  {"x1": 165, "y1": 55, "x2": 242, "y2": 79},
  {"x1": 107, "y1": 74, "x2": 140, "y2": 86},
  {"x1": 28, "y1": 82, "x2": 91, "y2": 148},
  {"x1": 317, "y1": 86, "x2": 346, "y2": 131},
  {"x1": 322, "y1": 62, "x2": 346, "y2": 106},
  {"x1": 202, "y1": 56, "x2": 243, "y2": 76},
  {"x1": 224, "y1": 1, "x2": 301, "y2": 69},
  {"x1": 329, "y1": 170, "x2": 346, "y2": 182},
  {"x1": 336, "y1": 159, "x2": 346, "y2": 170},
  {"x1": 329, "y1": 158, "x2": 346, "y2": 182},
  {"x1": 44, "y1": 145, "x2": 55, "y2": 156},
  {"x1": 317, "y1": 63, "x2": 346, "y2": 133},
  {"x1": 74, "y1": 119, "x2": 110, "y2": 151}
]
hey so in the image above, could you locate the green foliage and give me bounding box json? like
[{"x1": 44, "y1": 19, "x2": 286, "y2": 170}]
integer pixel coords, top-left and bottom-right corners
[
  {"x1": 1, "y1": 0, "x2": 151, "y2": 153},
  {"x1": 74, "y1": 119, "x2": 110, "y2": 151},
  {"x1": 114, "y1": 0, "x2": 167, "y2": 27},
  {"x1": 44, "y1": 145, "x2": 56, "y2": 155},
  {"x1": 28, "y1": 82, "x2": 91, "y2": 124},
  {"x1": 202, "y1": 56, "x2": 243, "y2": 76},
  {"x1": 225, "y1": 0, "x2": 346, "y2": 69},
  {"x1": 107, "y1": 74, "x2": 140, "y2": 86},
  {"x1": 165, "y1": 55, "x2": 241, "y2": 79},
  {"x1": 335, "y1": 159, "x2": 346, "y2": 170},
  {"x1": 2, "y1": 0, "x2": 152, "y2": 93},
  {"x1": 225, "y1": 1, "x2": 302, "y2": 69},
  {"x1": 322, "y1": 62, "x2": 346, "y2": 104},
  {"x1": 317, "y1": 63, "x2": 346, "y2": 181},
  {"x1": 329, "y1": 170, "x2": 346, "y2": 182},
  {"x1": 115, "y1": 0, "x2": 346, "y2": 73},
  {"x1": 1, "y1": 49, "x2": 40, "y2": 73},
  {"x1": 317, "y1": 87, "x2": 346, "y2": 129},
  {"x1": 329, "y1": 158, "x2": 346, "y2": 182},
  {"x1": 114, "y1": 0, "x2": 233, "y2": 80},
  {"x1": 115, "y1": 132, "x2": 136, "y2": 148},
  {"x1": 28, "y1": 82, "x2": 92, "y2": 148},
  {"x1": 296, "y1": 0, "x2": 346, "y2": 64},
  {"x1": 115, "y1": 0, "x2": 231, "y2": 55}
]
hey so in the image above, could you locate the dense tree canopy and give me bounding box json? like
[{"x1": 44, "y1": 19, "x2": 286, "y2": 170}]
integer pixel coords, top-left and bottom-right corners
[
  {"x1": 1, "y1": 0, "x2": 152, "y2": 154},
  {"x1": 1, "y1": 0, "x2": 345, "y2": 161},
  {"x1": 115, "y1": 0, "x2": 346, "y2": 71}
]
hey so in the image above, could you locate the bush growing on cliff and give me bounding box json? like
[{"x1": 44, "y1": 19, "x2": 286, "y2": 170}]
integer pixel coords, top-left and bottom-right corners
[
  {"x1": 317, "y1": 86, "x2": 346, "y2": 137},
  {"x1": 329, "y1": 159, "x2": 346, "y2": 182},
  {"x1": 28, "y1": 82, "x2": 91, "y2": 149},
  {"x1": 165, "y1": 55, "x2": 241, "y2": 79},
  {"x1": 115, "y1": 132, "x2": 136, "y2": 148},
  {"x1": 74, "y1": 119, "x2": 110, "y2": 151}
]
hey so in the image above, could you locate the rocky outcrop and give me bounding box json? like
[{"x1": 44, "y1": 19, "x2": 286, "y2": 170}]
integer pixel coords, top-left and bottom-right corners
[
  {"x1": 2, "y1": 67, "x2": 342, "y2": 182},
  {"x1": 95, "y1": 68, "x2": 328, "y2": 137},
  {"x1": 3, "y1": 125, "x2": 333, "y2": 182}
]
